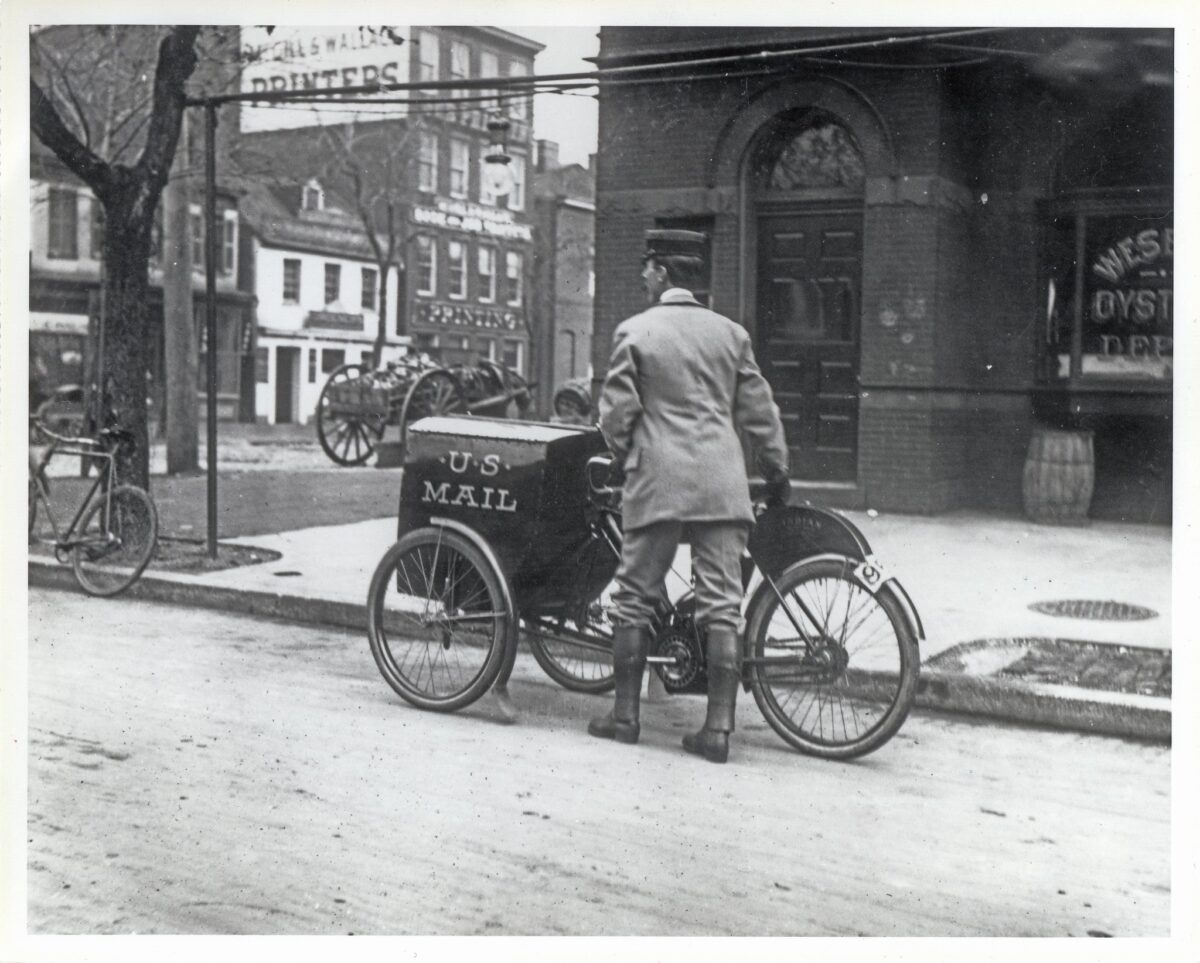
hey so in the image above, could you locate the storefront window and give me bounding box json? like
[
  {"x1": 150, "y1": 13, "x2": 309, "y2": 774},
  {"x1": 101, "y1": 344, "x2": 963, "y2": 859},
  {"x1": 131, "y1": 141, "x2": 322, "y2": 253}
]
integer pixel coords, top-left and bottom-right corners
[{"x1": 1042, "y1": 202, "x2": 1173, "y2": 384}]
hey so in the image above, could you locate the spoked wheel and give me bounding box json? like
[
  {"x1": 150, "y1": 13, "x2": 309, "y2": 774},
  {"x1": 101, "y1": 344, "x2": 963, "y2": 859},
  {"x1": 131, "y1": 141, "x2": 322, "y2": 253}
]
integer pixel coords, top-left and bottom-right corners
[
  {"x1": 524, "y1": 581, "x2": 618, "y2": 694},
  {"x1": 367, "y1": 528, "x2": 513, "y2": 712},
  {"x1": 71, "y1": 485, "x2": 159, "y2": 597},
  {"x1": 746, "y1": 557, "x2": 920, "y2": 760},
  {"x1": 403, "y1": 370, "x2": 465, "y2": 422},
  {"x1": 316, "y1": 363, "x2": 387, "y2": 466}
]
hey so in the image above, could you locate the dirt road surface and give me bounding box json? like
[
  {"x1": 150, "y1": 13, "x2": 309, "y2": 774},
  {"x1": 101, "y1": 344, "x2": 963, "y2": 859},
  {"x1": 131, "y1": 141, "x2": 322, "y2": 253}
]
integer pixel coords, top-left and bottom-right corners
[{"x1": 23, "y1": 588, "x2": 1169, "y2": 936}]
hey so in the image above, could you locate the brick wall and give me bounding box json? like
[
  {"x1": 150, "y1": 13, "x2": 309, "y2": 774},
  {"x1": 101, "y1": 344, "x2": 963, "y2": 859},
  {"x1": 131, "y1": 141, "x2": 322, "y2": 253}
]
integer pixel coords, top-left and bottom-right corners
[{"x1": 593, "y1": 30, "x2": 1167, "y2": 518}]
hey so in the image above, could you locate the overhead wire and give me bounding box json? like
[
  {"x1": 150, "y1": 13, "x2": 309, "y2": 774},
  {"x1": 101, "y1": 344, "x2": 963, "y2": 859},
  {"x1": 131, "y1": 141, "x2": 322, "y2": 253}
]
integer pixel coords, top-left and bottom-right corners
[{"x1": 196, "y1": 26, "x2": 1014, "y2": 106}]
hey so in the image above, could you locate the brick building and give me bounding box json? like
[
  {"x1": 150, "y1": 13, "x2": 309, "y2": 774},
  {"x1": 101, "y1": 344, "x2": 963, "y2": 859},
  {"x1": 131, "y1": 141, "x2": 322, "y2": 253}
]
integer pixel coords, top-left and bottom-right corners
[
  {"x1": 531, "y1": 139, "x2": 596, "y2": 418},
  {"x1": 592, "y1": 28, "x2": 1172, "y2": 522}
]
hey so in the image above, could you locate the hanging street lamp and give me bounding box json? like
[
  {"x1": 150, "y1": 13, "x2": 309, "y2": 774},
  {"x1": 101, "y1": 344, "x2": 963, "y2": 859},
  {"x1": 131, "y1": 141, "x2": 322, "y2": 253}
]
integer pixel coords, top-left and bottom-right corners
[{"x1": 483, "y1": 112, "x2": 514, "y2": 198}]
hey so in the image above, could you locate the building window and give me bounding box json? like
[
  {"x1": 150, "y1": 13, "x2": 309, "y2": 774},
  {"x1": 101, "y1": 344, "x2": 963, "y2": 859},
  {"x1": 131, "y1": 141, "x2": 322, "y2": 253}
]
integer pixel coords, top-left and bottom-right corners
[
  {"x1": 1041, "y1": 201, "x2": 1173, "y2": 384},
  {"x1": 505, "y1": 251, "x2": 524, "y2": 306},
  {"x1": 221, "y1": 217, "x2": 237, "y2": 275},
  {"x1": 761, "y1": 120, "x2": 866, "y2": 193},
  {"x1": 307, "y1": 348, "x2": 317, "y2": 383},
  {"x1": 283, "y1": 258, "x2": 301, "y2": 303},
  {"x1": 361, "y1": 267, "x2": 377, "y2": 310},
  {"x1": 417, "y1": 30, "x2": 440, "y2": 83},
  {"x1": 449, "y1": 40, "x2": 470, "y2": 98},
  {"x1": 190, "y1": 212, "x2": 205, "y2": 268},
  {"x1": 321, "y1": 348, "x2": 346, "y2": 374},
  {"x1": 448, "y1": 240, "x2": 467, "y2": 299},
  {"x1": 507, "y1": 61, "x2": 530, "y2": 121},
  {"x1": 480, "y1": 50, "x2": 498, "y2": 110},
  {"x1": 255, "y1": 347, "x2": 270, "y2": 384},
  {"x1": 416, "y1": 236, "x2": 436, "y2": 295},
  {"x1": 477, "y1": 246, "x2": 497, "y2": 302},
  {"x1": 47, "y1": 188, "x2": 78, "y2": 259},
  {"x1": 88, "y1": 197, "x2": 104, "y2": 260},
  {"x1": 478, "y1": 337, "x2": 496, "y2": 362},
  {"x1": 324, "y1": 263, "x2": 341, "y2": 305},
  {"x1": 507, "y1": 152, "x2": 526, "y2": 211},
  {"x1": 302, "y1": 179, "x2": 324, "y2": 211},
  {"x1": 502, "y1": 338, "x2": 524, "y2": 374},
  {"x1": 449, "y1": 138, "x2": 470, "y2": 199},
  {"x1": 418, "y1": 132, "x2": 438, "y2": 193}
]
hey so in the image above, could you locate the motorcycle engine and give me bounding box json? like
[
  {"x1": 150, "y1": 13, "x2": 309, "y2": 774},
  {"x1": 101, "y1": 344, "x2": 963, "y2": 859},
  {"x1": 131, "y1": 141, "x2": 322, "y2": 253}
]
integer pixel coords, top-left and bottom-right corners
[{"x1": 652, "y1": 602, "x2": 708, "y2": 694}]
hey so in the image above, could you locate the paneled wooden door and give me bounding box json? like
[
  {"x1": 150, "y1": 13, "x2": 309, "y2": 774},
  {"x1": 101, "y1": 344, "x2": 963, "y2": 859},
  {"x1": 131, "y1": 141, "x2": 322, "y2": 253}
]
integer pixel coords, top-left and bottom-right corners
[{"x1": 755, "y1": 206, "x2": 862, "y2": 482}]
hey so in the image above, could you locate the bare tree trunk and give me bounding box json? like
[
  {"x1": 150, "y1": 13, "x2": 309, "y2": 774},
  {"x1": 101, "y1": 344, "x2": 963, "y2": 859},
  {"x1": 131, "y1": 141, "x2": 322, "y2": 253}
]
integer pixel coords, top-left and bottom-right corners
[
  {"x1": 102, "y1": 179, "x2": 154, "y2": 490},
  {"x1": 372, "y1": 261, "x2": 391, "y2": 369}
]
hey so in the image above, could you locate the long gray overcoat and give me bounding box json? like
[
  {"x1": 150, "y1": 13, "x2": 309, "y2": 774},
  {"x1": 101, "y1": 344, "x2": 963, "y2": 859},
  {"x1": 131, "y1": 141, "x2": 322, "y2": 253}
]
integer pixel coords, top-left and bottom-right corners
[{"x1": 598, "y1": 290, "x2": 789, "y2": 531}]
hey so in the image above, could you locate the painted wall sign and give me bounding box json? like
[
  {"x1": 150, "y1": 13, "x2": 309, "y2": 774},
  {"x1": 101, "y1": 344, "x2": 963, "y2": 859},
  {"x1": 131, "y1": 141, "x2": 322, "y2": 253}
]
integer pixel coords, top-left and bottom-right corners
[
  {"x1": 414, "y1": 301, "x2": 522, "y2": 332},
  {"x1": 239, "y1": 26, "x2": 410, "y2": 132},
  {"x1": 411, "y1": 200, "x2": 534, "y2": 242}
]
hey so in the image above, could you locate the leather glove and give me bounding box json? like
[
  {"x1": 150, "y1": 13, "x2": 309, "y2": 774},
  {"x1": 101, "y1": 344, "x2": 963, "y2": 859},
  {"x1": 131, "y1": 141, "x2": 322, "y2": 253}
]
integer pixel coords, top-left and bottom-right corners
[{"x1": 764, "y1": 470, "x2": 791, "y2": 508}]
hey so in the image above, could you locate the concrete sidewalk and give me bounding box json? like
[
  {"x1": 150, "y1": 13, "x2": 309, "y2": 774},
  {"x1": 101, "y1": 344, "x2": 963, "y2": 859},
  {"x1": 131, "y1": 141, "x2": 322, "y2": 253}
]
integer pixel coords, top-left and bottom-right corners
[{"x1": 29, "y1": 507, "x2": 1172, "y2": 741}]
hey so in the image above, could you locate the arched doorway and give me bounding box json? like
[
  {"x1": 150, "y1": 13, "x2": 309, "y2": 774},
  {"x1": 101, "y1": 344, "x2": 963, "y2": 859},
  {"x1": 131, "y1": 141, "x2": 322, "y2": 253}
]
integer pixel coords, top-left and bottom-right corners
[{"x1": 750, "y1": 110, "x2": 865, "y2": 482}]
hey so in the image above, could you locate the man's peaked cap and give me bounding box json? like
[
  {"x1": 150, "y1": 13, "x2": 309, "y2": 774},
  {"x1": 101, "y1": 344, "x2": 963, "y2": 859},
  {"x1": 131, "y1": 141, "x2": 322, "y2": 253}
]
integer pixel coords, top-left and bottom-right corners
[{"x1": 644, "y1": 229, "x2": 708, "y2": 261}]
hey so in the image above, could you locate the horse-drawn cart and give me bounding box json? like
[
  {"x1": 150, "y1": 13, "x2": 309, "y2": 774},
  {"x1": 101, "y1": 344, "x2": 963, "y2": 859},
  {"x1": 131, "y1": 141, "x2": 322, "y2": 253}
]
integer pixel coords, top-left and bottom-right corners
[{"x1": 316, "y1": 354, "x2": 534, "y2": 466}]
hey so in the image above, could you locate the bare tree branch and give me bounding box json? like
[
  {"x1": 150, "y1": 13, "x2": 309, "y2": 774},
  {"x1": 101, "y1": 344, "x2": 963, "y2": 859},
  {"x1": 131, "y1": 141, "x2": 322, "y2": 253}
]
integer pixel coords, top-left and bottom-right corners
[
  {"x1": 133, "y1": 26, "x2": 200, "y2": 196},
  {"x1": 30, "y1": 78, "x2": 112, "y2": 197}
]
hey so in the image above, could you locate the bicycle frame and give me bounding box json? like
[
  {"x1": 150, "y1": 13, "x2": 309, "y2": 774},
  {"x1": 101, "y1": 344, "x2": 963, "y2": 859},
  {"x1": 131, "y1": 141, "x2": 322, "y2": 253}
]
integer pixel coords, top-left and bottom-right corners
[{"x1": 31, "y1": 440, "x2": 116, "y2": 558}]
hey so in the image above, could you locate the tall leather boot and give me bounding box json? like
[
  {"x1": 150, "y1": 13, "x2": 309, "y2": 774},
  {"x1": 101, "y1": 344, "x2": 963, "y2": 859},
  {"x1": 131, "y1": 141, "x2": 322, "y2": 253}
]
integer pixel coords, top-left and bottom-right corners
[
  {"x1": 683, "y1": 625, "x2": 741, "y2": 763},
  {"x1": 588, "y1": 625, "x2": 651, "y2": 744}
]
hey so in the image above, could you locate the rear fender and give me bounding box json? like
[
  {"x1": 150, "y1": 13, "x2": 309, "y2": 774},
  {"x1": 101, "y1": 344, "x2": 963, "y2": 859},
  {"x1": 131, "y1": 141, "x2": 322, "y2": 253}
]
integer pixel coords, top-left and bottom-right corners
[
  {"x1": 742, "y1": 552, "x2": 925, "y2": 646},
  {"x1": 747, "y1": 504, "x2": 872, "y2": 578}
]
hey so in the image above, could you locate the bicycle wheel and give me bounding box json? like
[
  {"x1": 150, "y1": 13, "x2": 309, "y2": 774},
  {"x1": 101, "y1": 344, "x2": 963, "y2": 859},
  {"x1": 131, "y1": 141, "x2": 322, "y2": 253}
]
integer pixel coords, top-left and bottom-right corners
[
  {"x1": 746, "y1": 557, "x2": 919, "y2": 760},
  {"x1": 524, "y1": 580, "x2": 618, "y2": 694},
  {"x1": 71, "y1": 485, "x2": 158, "y2": 597},
  {"x1": 367, "y1": 528, "x2": 512, "y2": 712}
]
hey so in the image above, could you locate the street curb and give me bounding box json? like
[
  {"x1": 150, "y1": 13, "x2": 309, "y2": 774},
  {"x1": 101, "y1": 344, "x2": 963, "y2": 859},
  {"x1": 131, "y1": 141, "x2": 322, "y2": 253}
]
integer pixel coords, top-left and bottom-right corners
[
  {"x1": 29, "y1": 560, "x2": 1170, "y2": 744},
  {"x1": 914, "y1": 671, "x2": 1170, "y2": 743},
  {"x1": 28, "y1": 559, "x2": 370, "y2": 634}
]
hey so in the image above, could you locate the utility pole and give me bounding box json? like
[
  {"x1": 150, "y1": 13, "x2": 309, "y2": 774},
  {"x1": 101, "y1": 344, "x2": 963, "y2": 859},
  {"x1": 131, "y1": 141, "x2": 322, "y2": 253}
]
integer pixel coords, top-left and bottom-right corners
[{"x1": 163, "y1": 112, "x2": 198, "y2": 473}]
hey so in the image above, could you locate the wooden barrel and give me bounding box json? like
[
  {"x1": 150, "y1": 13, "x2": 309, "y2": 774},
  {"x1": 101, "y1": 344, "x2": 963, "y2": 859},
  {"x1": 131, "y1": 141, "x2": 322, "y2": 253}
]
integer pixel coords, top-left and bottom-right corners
[{"x1": 1022, "y1": 428, "x2": 1095, "y2": 524}]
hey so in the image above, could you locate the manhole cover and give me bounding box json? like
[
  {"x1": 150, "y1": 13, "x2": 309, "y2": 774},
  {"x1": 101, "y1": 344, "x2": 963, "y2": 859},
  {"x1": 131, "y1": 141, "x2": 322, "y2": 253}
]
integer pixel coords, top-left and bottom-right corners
[{"x1": 1029, "y1": 599, "x2": 1157, "y2": 621}]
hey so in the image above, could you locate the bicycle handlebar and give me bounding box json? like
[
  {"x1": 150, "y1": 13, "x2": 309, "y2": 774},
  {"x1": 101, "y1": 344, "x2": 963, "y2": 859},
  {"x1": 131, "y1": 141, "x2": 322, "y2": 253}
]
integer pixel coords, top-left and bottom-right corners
[{"x1": 30, "y1": 416, "x2": 132, "y2": 451}]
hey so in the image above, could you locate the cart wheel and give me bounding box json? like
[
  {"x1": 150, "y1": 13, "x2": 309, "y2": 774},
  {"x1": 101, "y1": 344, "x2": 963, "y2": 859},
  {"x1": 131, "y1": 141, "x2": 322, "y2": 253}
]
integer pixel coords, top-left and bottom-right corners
[
  {"x1": 316, "y1": 363, "x2": 386, "y2": 466},
  {"x1": 402, "y1": 370, "x2": 465, "y2": 423},
  {"x1": 367, "y1": 527, "x2": 513, "y2": 712},
  {"x1": 524, "y1": 581, "x2": 617, "y2": 694},
  {"x1": 745, "y1": 557, "x2": 920, "y2": 760}
]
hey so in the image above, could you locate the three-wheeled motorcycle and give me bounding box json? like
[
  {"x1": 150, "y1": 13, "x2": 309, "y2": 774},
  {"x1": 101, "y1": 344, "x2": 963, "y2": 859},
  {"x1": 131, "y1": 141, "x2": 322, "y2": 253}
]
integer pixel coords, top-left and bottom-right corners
[{"x1": 367, "y1": 415, "x2": 922, "y2": 759}]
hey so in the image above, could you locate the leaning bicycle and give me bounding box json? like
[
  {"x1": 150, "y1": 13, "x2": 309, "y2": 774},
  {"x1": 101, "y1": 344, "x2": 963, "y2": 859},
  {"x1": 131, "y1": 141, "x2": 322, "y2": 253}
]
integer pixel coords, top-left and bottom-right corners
[{"x1": 28, "y1": 417, "x2": 159, "y2": 597}]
